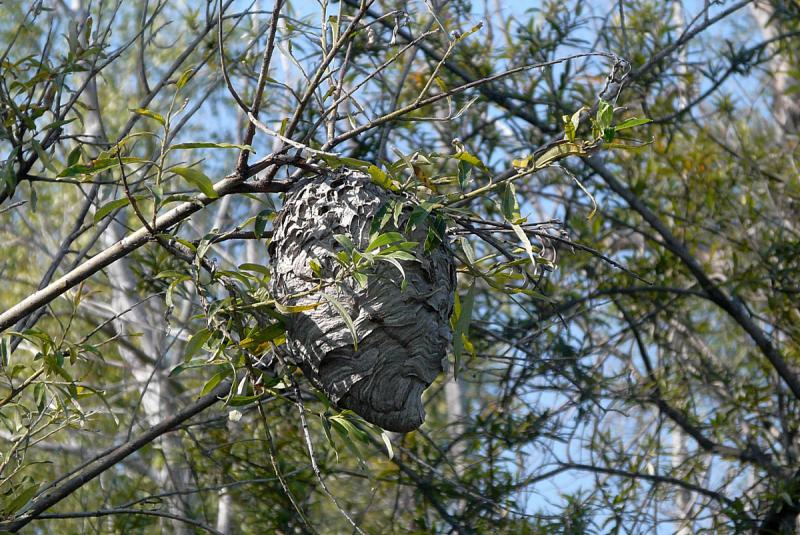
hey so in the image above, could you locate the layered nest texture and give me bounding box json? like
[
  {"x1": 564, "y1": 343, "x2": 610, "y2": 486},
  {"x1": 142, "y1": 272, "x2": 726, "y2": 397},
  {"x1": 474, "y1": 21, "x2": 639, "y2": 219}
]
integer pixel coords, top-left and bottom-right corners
[{"x1": 268, "y1": 168, "x2": 456, "y2": 432}]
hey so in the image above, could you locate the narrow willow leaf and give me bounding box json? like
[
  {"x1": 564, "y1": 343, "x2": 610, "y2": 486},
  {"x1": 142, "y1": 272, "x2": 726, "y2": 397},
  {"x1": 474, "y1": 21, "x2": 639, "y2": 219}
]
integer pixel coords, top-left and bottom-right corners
[
  {"x1": 500, "y1": 182, "x2": 521, "y2": 222},
  {"x1": 596, "y1": 98, "x2": 613, "y2": 130},
  {"x1": 199, "y1": 370, "x2": 229, "y2": 397},
  {"x1": 274, "y1": 302, "x2": 321, "y2": 313},
  {"x1": 31, "y1": 140, "x2": 57, "y2": 172},
  {"x1": 533, "y1": 141, "x2": 586, "y2": 168},
  {"x1": 238, "y1": 263, "x2": 270, "y2": 276},
  {"x1": 614, "y1": 117, "x2": 652, "y2": 131},
  {"x1": 176, "y1": 68, "x2": 194, "y2": 89},
  {"x1": 6, "y1": 483, "x2": 39, "y2": 514},
  {"x1": 366, "y1": 164, "x2": 400, "y2": 192},
  {"x1": 171, "y1": 167, "x2": 218, "y2": 198},
  {"x1": 321, "y1": 292, "x2": 358, "y2": 351},
  {"x1": 228, "y1": 393, "x2": 265, "y2": 406},
  {"x1": 381, "y1": 431, "x2": 394, "y2": 460},
  {"x1": 376, "y1": 255, "x2": 406, "y2": 282},
  {"x1": 563, "y1": 114, "x2": 576, "y2": 142},
  {"x1": 457, "y1": 160, "x2": 472, "y2": 189},
  {"x1": 452, "y1": 283, "x2": 475, "y2": 378},
  {"x1": 59, "y1": 157, "x2": 148, "y2": 178},
  {"x1": 170, "y1": 141, "x2": 255, "y2": 152},
  {"x1": 130, "y1": 107, "x2": 166, "y2": 126},
  {"x1": 365, "y1": 231, "x2": 404, "y2": 253},
  {"x1": 93, "y1": 195, "x2": 146, "y2": 223},
  {"x1": 453, "y1": 150, "x2": 489, "y2": 172},
  {"x1": 379, "y1": 250, "x2": 416, "y2": 261},
  {"x1": 333, "y1": 233, "x2": 356, "y2": 253},
  {"x1": 320, "y1": 154, "x2": 370, "y2": 169},
  {"x1": 67, "y1": 146, "x2": 81, "y2": 167},
  {"x1": 184, "y1": 328, "x2": 212, "y2": 360},
  {"x1": 254, "y1": 209, "x2": 272, "y2": 238},
  {"x1": 511, "y1": 223, "x2": 538, "y2": 269}
]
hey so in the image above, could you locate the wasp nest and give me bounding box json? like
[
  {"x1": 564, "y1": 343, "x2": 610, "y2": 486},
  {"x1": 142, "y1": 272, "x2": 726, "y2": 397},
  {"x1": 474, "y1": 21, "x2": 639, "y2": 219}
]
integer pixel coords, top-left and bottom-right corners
[{"x1": 268, "y1": 169, "x2": 455, "y2": 432}]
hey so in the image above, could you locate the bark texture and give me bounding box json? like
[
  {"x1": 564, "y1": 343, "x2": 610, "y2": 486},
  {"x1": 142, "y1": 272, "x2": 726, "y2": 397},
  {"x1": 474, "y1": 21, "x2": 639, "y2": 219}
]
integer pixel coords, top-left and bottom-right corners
[{"x1": 269, "y1": 169, "x2": 455, "y2": 432}]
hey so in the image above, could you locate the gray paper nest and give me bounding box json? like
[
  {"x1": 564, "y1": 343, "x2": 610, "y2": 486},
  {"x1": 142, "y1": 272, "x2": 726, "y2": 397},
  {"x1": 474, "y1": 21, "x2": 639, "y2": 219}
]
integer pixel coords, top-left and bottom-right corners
[{"x1": 268, "y1": 168, "x2": 456, "y2": 432}]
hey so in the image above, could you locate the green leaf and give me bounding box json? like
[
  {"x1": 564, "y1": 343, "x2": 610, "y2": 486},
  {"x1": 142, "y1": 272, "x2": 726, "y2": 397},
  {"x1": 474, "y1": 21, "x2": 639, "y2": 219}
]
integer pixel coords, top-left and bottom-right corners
[
  {"x1": 424, "y1": 213, "x2": 446, "y2": 253},
  {"x1": 319, "y1": 154, "x2": 371, "y2": 169},
  {"x1": 253, "y1": 209, "x2": 272, "y2": 239},
  {"x1": 533, "y1": 141, "x2": 586, "y2": 168},
  {"x1": 457, "y1": 160, "x2": 472, "y2": 190},
  {"x1": 352, "y1": 271, "x2": 368, "y2": 288},
  {"x1": 451, "y1": 283, "x2": 475, "y2": 378},
  {"x1": 240, "y1": 323, "x2": 286, "y2": 350},
  {"x1": 93, "y1": 195, "x2": 146, "y2": 223},
  {"x1": 43, "y1": 117, "x2": 77, "y2": 131},
  {"x1": 321, "y1": 292, "x2": 358, "y2": 350},
  {"x1": 500, "y1": 182, "x2": 521, "y2": 222},
  {"x1": 67, "y1": 146, "x2": 81, "y2": 167},
  {"x1": 130, "y1": 107, "x2": 166, "y2": 126},
  {"x1": 564, "y1": 106, "x2": 588, "y2": 142},
  {"x1": 170, "y1": 141, "x2": 254, "y2": 152},
  {"x1": 331, "y1": 411, "x2": 370, "y2": 443},
  {"x1": 333, "y1": 233, "x2": 356, "y2": 253},
  {"x1": 228, "y1": 393, "x2": 265, "y2": 406},
  {"x1": 596, "y1": 98, "x2": 614, "y2": 131},
  {"x1": 366, "y1": 164, "x2": 400, "y2": 192},
  {"x1": 199, "y1": 370, "x2": 229, "y2": 397},
  {"x1": 563, "y1": 115, "x2": 576, "y2": 142},
  {"x1": 405, "y1": 204, "x2": 430, "y2": 234},
  {"x1": 5, "y1": 483, "x2": 39, "y2": 514},
  {"x1": 614, "y1": 117, "x2": 652, "y2": 131},
  {"x1": 238, "y1": 263, "x2": 270, "y2": 276},
  {"x1": 58, "y1": 157, "x2": 148, "y2": 178},
  {"x1": 171, "y1": 167, "x2": 218, "y2": 198},
  {"x1": 309, "y1": 258, "x2": 323, "y2": 278},
  {"x1": 176, "y1": 68, "x2": 194, "y2": 89},
  {"x1": 366, "y1": 232, "x2": 404, "y2": 253},
  {"x1": 453, "y1": 150, "x2": 489, "y2": 173},
  {"x1": 169, "y1": 358, "x2": 220, "y2": 377},
  {"x1": 184, "y1": 328, "x2": 212, "y2": 360},
  {"x1": 330, "y1": 417, "x2": 368, "y2": 471},
  {"x1": 274, "y1": 302, "x2": 321, "y2": 313},
  {"x1": 379, "y1": 250, "x2": 416, "y2": 261},
  {"x1": 31, "y1": 140, "x2": 57, "y2": 172}
]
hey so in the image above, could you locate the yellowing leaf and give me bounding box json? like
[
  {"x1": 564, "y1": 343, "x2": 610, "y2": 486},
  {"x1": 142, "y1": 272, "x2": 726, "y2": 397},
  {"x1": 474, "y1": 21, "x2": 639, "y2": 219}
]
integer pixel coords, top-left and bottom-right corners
[
  {"x1": 512, "y1": 157, "x2": 531, "y2": 170},
  {"x1": 130, "y1": 107, "x2": 166, "y2": 126}
]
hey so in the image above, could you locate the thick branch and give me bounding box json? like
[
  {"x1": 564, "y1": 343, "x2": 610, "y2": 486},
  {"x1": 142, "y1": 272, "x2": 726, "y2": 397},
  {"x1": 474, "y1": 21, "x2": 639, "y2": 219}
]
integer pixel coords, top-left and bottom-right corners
[{"x1": 587, "y1": 156, "x2": 800, "y2": 401}]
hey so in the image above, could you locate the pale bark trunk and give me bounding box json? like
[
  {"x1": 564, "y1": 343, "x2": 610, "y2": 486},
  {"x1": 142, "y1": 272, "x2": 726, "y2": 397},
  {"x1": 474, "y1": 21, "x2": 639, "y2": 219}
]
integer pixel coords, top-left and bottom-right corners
[
  {"x1": 669, "y1": 6, "x2": 692, "y2": 531},
  {"x1": 67, "y1": 1, "x2": 195, "y2": 531},
  {"x1": 751, "y1": 1, "x2": 800, "y2": 134},
  {"x1": 215, "y1": 487, "x2": 233, "y2": 534}
]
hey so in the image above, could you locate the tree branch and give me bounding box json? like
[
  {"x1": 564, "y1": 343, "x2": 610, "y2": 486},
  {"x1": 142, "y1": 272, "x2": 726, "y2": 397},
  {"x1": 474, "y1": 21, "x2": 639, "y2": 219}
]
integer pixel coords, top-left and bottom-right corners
[
  {"x1": 0, "y1": 155, "x2": 291, "y2": 334},
  {"x1": 586, "y1": 156, "x2": 800, "y2": 401},
  {"x1": 0, "y1": 379, "x2": 233, "y2": 533}
]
